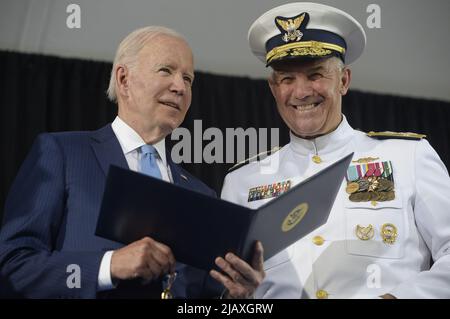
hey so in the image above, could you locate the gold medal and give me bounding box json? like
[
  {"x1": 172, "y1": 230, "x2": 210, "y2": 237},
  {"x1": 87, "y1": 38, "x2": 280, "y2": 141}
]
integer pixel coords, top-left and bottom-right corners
[
  {"x1": 368, "y1": 192, "x2": 379, "y2": 201},
  {"x1": 349, "y1": 192, "x2": 364, "y2": 202},
  {"x1": 377, "y1": 192, "x2": 387, "y2": 201},
  {"x1": 355, "y1": 224, "x2": 374, "y2": 240},
  {"x1": 367, "y1": 176, "x2": 380, "y2": 192},
  {"x1": 377, "y1": 179, "x2": 393, "y2": 192},
  {"x1": 386, "y1": 191, "x2": 395, "y2": 201},
  {"x1": 357, "y1": 179, "x2": 370, "y2": 192},
  {"x1": 381, "y1": 223, "x2": 398, "y2": 244},
  {"x1": 361, "y1": 192, "x2": 372, "y2": 201},
  {"x1": 346, "y1": 182, "x2": 359, "y2": 194}
]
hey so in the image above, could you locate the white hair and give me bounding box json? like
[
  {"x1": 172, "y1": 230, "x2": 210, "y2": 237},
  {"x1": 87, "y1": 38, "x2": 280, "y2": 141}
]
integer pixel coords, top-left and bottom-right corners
[{"x1": 107, "y1": 26, "x2": 186, "y2": 102}]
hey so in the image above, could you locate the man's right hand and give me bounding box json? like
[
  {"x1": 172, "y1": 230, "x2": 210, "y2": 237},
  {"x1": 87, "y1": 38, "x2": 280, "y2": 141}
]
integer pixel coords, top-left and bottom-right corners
[{"x1": 110, "y1": 237, "x2": 176, "y2": 282}]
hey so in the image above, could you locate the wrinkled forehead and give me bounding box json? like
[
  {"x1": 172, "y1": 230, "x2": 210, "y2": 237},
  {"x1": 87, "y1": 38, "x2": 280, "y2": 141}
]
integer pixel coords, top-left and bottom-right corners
[
  {"x1": 141, "y1": 34, "x2": 191, "y2": 55},
  {"x1": 138, "y1": 35, "x2": 194, "y2": 68}
]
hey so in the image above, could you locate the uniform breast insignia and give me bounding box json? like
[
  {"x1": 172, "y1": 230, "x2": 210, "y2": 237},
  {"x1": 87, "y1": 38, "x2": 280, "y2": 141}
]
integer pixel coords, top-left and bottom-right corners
[
  {"x1": 366, "y1": 131, "x2": 426, "y2": 140},
  {"x1": 352, "y1": 157, "x2": 379, "y2": 164},
  {"x1": 381, "y1": 223, "x2": 398, "y2": 244},
  {"x1": 248, "y1": 180, "x2": 291, "y2": 202},
  {"x1": 355, "y1": 224, "x2": 374, "y2": 241},
  {"x1": 345, "y1": 159, "x2": 395, "y2": 205}
]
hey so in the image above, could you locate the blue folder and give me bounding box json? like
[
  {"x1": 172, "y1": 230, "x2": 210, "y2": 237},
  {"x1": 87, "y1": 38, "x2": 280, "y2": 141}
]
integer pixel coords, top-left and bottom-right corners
[{"x1": 96, "y1": 153, "x2": 353, "y2": 270}]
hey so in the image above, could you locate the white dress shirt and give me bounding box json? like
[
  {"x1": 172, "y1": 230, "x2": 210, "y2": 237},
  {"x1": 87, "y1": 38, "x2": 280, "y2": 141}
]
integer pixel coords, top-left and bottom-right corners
[{"x1": 97, "y1": 116, "x2": 172, "y2": 291}]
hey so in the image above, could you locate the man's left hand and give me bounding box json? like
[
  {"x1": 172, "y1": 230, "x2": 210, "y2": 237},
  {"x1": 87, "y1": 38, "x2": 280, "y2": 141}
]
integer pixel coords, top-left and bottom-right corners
[{"x1": 210, "y1": 241, "x2": 265, "y2": 299}]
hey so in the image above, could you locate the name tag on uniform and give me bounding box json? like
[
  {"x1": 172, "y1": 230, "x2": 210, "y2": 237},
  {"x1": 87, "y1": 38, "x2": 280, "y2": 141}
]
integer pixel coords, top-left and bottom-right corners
[{"x1": 248, "y1": 180, "x2": 292, "y2": 202}]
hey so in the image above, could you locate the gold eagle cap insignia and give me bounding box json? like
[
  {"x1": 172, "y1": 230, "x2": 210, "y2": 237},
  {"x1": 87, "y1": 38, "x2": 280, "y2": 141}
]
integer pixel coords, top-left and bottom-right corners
[{"x1": 276, "y1": 13, "x2": 305, "y2": 42}]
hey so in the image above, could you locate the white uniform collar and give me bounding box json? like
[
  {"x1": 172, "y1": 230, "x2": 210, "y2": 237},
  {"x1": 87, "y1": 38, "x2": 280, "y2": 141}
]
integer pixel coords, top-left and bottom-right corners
[
  {"x1": 289, "y1": 115, "x2": 354, "y2": 156},
  {"x1": 111, "y1": 116, "x2": 167, "y2": 165}
]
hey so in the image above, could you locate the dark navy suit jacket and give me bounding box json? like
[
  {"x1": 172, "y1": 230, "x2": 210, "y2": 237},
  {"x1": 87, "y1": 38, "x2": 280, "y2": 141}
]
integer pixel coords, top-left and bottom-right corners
[{"x1": 0, "y1": 124, "x2": 222, "y2": 298}]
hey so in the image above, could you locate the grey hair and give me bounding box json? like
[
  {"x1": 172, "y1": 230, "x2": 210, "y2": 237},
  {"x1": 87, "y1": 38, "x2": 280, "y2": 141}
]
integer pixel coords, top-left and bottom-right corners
[
  {"x1": 335, "y1": 57, "x2": 345, "y2": 72},
  {"x1": 107, "y1": 26, "x2": 186, "y2": 102}
]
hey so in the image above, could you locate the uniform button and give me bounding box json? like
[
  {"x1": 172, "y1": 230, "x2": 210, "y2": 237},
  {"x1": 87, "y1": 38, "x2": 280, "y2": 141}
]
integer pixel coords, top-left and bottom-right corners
[
  {"x1": 312, "y1": 155, "x2": 322, "y2": 164},
  {"x1": 316, "y1": 289, "x2": 328, "y2": 299},
  {"x1": 312, "y1": 235, "x2": 324, "y2": 246}
]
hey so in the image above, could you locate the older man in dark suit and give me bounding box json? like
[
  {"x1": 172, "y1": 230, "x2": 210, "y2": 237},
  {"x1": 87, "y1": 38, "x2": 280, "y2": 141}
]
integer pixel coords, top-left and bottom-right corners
[{"x1": 0, "y1": 26, "x2": 264, "y2": 299}]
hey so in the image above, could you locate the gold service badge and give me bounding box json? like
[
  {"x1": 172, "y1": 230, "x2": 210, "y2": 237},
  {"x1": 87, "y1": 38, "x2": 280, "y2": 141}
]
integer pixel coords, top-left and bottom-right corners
[
  {"x1": 381, "y1": 223, "x2": 398, "y2": 244},
  {"x1": 355, "y1": 224, "x2": 375, "y2": 241}
]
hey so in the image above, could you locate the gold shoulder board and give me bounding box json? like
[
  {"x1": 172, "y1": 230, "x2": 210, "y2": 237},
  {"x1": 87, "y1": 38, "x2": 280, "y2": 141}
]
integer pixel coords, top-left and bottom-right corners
[
  {"x1": 366, "y1": 131, "x2": 426, "y2": 140},
  {"x1": 227, "y1": 146, "x2": 281, "y2": 173}
]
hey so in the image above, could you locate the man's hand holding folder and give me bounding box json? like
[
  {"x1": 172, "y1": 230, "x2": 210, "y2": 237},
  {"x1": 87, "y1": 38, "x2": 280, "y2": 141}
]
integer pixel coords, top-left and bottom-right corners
[
  {"x1": 108, "y1": 232, "x2": 265, "y2": 298},
  {"x1": 210, "y1": 241, "x2": 265, "y2": 299}
]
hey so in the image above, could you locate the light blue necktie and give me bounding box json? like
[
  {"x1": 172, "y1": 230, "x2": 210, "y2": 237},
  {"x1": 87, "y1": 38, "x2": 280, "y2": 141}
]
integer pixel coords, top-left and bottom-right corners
[{"x1": 140, "y1": 144, "x2": 162, "y2": 180}]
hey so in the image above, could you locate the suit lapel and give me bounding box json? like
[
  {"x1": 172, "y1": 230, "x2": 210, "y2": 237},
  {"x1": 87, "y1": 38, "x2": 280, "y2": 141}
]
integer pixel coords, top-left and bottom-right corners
[
  {"x1": 166, "y1": 152, "x2": 190, "y2": 187},
  {"x1": 90, "y1": 124, "x2": 129, "y2": 176},
  {"x1": 91, "y1": 126, "x2": 189, "y2": 185}
]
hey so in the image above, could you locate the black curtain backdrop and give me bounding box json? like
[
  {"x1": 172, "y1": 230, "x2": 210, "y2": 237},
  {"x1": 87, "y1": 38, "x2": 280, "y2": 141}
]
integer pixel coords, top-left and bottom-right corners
[{"x1": 1, "y1": 50, "x2": 449, "y2": 226}]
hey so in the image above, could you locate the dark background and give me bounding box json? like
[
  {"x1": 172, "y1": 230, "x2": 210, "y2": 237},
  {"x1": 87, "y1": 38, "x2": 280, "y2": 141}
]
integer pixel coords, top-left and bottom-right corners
[{"x1": 1, "y1": 50, "x2": 449, "y2": 227}]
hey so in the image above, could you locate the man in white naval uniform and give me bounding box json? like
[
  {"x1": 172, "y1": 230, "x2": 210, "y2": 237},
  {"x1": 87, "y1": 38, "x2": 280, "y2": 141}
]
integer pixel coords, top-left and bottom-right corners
[{"x1": 221, "y1": 2, "x2": 450, "y2": 299}]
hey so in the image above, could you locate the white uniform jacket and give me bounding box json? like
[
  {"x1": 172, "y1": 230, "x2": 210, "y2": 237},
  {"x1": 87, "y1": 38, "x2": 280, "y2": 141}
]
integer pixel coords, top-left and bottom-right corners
[{"x1": 221, "y1": 117, "x2": 450, "y2": 298}]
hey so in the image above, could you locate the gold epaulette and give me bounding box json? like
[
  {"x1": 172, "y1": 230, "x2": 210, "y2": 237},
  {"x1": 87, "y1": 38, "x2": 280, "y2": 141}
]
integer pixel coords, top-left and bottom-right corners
[
  {"x1": 227, "y1": 146, "x2": 281, "y2": 173},
  {"x1": 366, "y1": 131, "x2": 426, "y2": 140}
]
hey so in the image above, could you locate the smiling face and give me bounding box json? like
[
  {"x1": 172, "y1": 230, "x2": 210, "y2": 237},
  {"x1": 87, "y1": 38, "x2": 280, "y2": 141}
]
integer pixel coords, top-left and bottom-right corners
[
  {"x1": 268, "y1": 57, "x2": 351, "y2": 139},
  {"x1": 116, "y1": 34, "x2": 194, "y2": 143}
]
